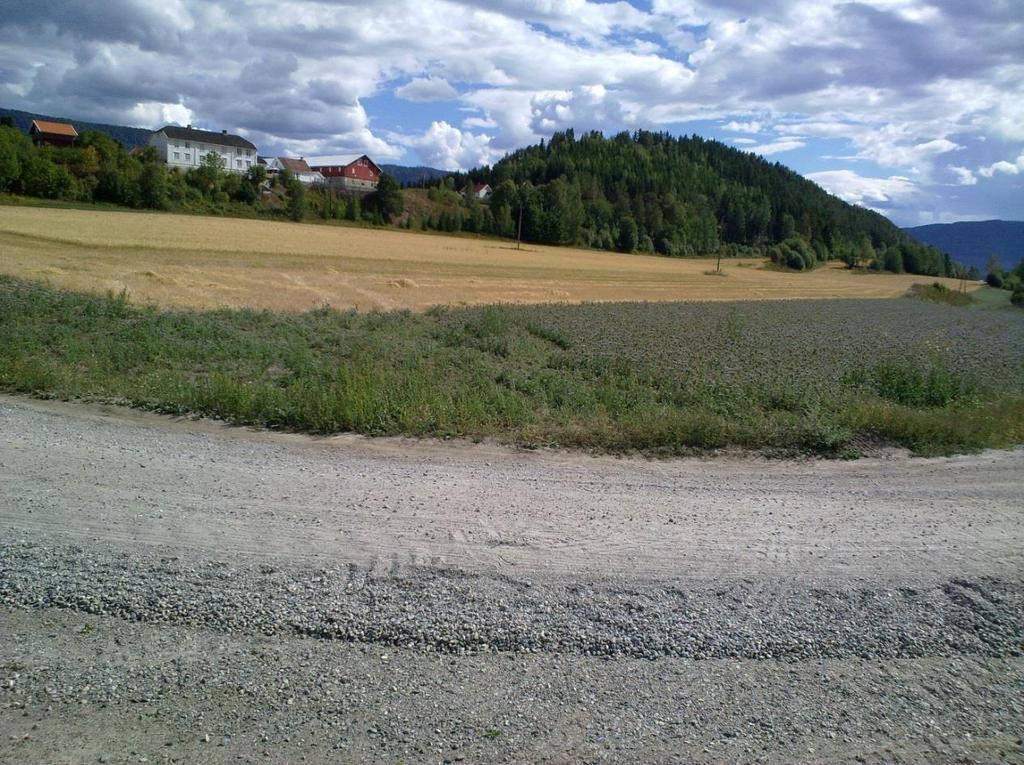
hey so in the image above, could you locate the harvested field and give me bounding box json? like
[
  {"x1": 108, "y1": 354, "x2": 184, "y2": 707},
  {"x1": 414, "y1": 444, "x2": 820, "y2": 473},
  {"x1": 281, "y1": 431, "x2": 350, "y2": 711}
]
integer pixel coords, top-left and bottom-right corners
[{"x1": 0, "y1": 205, "x2": 972, "y2": 311}]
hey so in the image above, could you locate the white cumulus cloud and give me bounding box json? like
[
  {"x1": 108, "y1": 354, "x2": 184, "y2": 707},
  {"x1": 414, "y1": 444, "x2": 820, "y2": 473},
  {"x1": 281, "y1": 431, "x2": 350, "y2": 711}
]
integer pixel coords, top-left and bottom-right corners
[
  {"x1": 723, "y1": 120, "x2": 763, "y2": 134},
  {"x1": 806, "y1": 169, "x2": 917, "y2": 208},
  {"x1": 948, "y1": 165, "x2": 977, "y2": 186},
  {"x1": 395, "y1": 76, "x2": 458, "y2": 103},
  {"x1": 747, "y1": 139, "x2": 805, "y2": 156},
  {"x1": 979, "y1": 152, "x2": 1024, "y2": 178},
  {"x1": 400, "y1": 120, "x2": 503, "y2": 170}
]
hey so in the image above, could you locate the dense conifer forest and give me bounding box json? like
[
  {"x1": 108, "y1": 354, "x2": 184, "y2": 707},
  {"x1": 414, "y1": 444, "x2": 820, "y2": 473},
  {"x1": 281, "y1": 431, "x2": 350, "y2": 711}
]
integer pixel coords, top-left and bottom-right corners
[{"x1": 426, "y1": 129, "x2": 966, "y2": 277}]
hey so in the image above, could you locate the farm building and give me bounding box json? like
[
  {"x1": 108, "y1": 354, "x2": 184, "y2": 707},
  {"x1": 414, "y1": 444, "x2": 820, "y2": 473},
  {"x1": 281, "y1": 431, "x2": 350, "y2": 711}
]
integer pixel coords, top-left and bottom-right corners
[
  {"x1": 464, "y1": 182, "x2": 492, "y2": 200},
  {"x1": 29, "y1": 119, "x2": 78, "y2": 147},
  {"x1": 264, "y1": 157, "x2": 324, "y2": 185},
  {"x1": 311, "y1": 155, "x2": 381, "y2": 193},
  {"x1": 148, "y1": 125, "x2": 258, "y2": 174}
]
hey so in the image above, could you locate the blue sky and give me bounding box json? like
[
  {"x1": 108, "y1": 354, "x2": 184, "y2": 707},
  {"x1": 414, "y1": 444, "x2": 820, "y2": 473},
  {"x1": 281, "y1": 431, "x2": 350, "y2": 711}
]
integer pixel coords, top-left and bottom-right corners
[{"x1": 1, "y1": 0, "x2": 1022, "y2": 226}]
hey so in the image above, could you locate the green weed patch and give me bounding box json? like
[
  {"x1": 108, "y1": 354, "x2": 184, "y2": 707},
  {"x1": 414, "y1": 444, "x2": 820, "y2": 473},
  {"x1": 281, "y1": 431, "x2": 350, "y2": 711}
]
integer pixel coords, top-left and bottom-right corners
[{"x1": 3, "y1": 276, "x2": 1023, "y2": 457}]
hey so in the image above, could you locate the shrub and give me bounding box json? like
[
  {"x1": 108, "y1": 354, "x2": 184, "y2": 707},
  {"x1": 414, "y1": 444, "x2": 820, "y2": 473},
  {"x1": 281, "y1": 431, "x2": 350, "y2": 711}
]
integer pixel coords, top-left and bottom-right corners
[
  {"x1": 908, "y1": 282, "x2": 970, "y2": 307},
  {"x1": 846, "y1": 360, "x2": 974, "y2": 409}
]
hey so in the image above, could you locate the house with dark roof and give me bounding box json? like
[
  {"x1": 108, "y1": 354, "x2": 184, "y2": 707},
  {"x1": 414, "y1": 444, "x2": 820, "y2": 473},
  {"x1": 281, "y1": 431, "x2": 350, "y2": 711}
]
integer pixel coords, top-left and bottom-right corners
[
  {"x1": 265, "y1": 157, "x2": 324, "y2": 185},
  {"x1": 29, "y1": 119, "x2": 78, "y2": 147},
  {"x1": 148, "y1": 124, "x2": 258, "y2": 174},
  {"x1": 310, "y1": 155, "x2": 382, "y2": 193}
]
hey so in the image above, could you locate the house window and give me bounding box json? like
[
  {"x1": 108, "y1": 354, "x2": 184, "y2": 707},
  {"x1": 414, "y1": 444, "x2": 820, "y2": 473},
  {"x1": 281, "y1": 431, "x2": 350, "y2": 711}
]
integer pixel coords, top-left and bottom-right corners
[
  {"x1": 185, "y1": 142, "x2": 190, "y2": 149},
  {"x1": 236, "y1": 159, "x2": 242, "y2": 167},
  {"x1": 246, "y1": 150, "x2": 251, "y2": 157},
  {"x1": 245, "y1": 160, "x2": 251, "y2": 167},
  {"x1": 174, "y1": 151, "x2": 180, "y2": 160},
  {"x1": 184, "y1": 154, "x2": 190, "y2": 161},
  {"x1": 236, "y1": 148, "x2": 242, "y2": 155}
]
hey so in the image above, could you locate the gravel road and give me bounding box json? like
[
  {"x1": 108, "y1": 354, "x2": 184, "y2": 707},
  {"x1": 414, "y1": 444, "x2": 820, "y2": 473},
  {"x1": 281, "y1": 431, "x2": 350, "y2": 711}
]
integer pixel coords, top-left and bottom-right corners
[{"x1": 1, "y1": 394, "x2": 1022, "y2": 764}]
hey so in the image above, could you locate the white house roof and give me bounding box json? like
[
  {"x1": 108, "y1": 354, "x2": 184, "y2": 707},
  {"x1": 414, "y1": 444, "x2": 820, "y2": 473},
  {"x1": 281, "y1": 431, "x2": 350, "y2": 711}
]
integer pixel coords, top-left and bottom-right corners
[{"x1": 307, "y1": 154, "x2": 365, "y2": 167}]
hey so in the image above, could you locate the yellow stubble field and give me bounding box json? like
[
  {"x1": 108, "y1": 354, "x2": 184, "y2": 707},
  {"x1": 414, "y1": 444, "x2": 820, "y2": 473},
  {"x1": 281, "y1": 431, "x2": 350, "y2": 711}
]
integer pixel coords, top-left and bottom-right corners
[{"x1": 0, "y1": 205, "x2": 972, "y2": 312}]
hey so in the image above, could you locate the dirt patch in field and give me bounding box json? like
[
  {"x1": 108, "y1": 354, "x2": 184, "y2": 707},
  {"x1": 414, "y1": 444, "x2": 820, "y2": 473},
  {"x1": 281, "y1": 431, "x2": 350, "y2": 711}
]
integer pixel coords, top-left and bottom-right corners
[{"x1": 0, "y1": 205, "x2": 975, "y2": 312}]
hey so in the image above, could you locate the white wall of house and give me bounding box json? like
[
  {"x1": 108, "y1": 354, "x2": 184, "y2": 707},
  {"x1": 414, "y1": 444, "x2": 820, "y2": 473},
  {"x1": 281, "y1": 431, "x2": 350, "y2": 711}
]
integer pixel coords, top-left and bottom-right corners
[
  {"x1": 324, "y1": 176, "x2": 377, "y2": 193},
  {"x1": 148, "y1": 131, "x2": 257, "y2": 174},
  {"x1": 264, "y1": 158, "x2": 324, "y2": 185}
]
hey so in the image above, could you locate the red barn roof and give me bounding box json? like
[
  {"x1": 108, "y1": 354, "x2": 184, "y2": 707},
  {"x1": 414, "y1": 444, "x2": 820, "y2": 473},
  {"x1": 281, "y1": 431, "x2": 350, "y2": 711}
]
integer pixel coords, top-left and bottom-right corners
[{"x1": 311, "y1": 155, "x2": 381, "y2": 181}]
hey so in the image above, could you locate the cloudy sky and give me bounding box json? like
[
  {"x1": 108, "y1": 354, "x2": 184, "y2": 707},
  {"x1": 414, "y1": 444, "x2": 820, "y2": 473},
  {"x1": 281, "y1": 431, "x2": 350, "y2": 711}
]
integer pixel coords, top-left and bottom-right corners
[{"x1": 2, "y1": 0, "x2": 1021, "y2": 225}]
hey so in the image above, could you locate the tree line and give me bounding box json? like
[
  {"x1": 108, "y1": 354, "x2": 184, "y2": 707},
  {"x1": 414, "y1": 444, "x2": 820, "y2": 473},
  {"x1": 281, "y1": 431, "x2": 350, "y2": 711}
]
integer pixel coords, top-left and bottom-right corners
[
  {"x1": 413, "y1": 129, "x2": 969, "y2": 278},
  {"x1": 0, "y1": 121, "x2": 402, "y2": 223},
  {"x1": 985, "y1": 254, "x2": 1024, "y2": 306}
]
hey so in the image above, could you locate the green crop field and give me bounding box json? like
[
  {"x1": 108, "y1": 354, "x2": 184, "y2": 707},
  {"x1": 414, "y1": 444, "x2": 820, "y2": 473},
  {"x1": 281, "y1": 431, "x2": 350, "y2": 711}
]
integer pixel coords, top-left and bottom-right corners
[{"x1": 2, "y1": 276, "x2": 1023, "y2": 457}]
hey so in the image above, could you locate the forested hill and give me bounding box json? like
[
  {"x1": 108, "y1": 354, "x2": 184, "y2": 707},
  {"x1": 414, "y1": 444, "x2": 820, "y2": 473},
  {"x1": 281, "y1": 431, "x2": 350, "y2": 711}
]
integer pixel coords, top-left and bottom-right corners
[
  {"x1": 904, "y1": 220, "x2": 1024, "y2": 273},
  {"x1": 444, "y1": 129, "x2": 961, "y2": 277},
  {"x1": 0, "y1": 107, "x2": 153, "y2": 148}
]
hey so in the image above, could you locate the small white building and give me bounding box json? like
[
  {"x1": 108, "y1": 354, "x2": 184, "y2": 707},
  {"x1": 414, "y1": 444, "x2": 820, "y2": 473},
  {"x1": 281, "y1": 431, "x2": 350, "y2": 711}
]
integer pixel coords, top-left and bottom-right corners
[
  {"x1": 264, "y1": 157, "x2": 324, "y2": 185},
  {"x1": 465, "y1": 182, "x2": 492, "y2": 200},
  {"x1": 148, "y1": 124, "x2": 258, "y2": 174}
]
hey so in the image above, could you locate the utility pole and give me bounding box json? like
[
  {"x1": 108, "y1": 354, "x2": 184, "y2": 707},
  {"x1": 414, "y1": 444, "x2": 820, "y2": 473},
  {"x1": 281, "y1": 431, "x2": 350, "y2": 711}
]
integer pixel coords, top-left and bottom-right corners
[{"x1": 517, "y1": 205, "x2": 523, "y2": 251}]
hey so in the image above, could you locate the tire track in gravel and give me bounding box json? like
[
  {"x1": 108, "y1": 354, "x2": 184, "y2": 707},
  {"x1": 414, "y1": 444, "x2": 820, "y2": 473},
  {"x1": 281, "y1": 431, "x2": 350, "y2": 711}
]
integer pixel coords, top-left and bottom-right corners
[
  {"x1": 2, "y1": 394, "x2": 1023, "y2": 764},
  {"x1": 2, "y1": 394, "x2": 1022, "y2": 585}
]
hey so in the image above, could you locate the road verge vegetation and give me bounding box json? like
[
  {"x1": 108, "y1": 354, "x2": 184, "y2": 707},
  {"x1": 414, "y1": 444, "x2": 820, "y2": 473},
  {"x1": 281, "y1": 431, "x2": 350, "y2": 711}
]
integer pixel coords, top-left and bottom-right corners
[{"x1": 2, "y1": 276, "x2": 1022, "y2": 457}]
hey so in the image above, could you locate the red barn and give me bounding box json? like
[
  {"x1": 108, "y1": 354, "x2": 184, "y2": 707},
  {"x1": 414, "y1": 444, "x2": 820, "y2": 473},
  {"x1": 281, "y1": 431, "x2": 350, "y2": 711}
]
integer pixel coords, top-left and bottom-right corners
[
  {"x1": 29, "y1": 119, "x2": 78, "y2": 147},
  {"x1": 311, "y1": 155, "x2": 382, "y2": 193}
]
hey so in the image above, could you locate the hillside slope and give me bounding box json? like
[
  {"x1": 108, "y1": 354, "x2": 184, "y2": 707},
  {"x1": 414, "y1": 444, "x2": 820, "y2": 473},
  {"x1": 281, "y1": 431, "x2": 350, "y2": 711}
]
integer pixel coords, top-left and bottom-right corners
[
  {"x1": 904, "y1": 220, "x2": 1024, "y2": 272},
  {"x1": 429, "y1": 129, "x2": 961, "y2": 277}
]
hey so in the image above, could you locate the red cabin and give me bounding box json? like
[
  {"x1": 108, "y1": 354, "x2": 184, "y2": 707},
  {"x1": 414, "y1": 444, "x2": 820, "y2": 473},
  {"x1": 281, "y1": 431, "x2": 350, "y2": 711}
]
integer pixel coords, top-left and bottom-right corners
[{"x1": 29, "y1": 119, "x2": 78, "y2": 147}]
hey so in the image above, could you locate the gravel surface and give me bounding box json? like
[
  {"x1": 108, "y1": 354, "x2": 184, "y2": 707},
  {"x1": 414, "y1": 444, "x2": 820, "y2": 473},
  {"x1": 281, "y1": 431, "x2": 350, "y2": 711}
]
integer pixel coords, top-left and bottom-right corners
[{"x1": 1, "y1": 394, "x2": 1023, "y2": 763}]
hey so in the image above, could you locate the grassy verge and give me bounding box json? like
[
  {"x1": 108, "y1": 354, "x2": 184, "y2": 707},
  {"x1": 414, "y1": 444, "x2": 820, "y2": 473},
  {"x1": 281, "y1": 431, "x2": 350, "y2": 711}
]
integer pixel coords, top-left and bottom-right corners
[
  {"x1": 908, "y1": 281, "x2": 973, "y2": 307},
  {"x1": 2, "y1": 276, "x2": 1023, "y2": 457},
  {"x1": 969, "y1": 285, "x2": 1017, "y2": 311}
]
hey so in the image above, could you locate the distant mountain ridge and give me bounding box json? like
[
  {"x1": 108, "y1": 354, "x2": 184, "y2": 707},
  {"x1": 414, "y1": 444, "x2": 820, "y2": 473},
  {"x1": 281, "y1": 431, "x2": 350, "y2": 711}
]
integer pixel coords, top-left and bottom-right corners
[
  {"x1": 1, "y1": 106, "x2": 447, "y2": 183},
  {"x1": 380, "y1": 164, "x2": 449, "y2": 186},
  {"x1": 904, "y1": 220, "x2": 1024, "y2": 272}
]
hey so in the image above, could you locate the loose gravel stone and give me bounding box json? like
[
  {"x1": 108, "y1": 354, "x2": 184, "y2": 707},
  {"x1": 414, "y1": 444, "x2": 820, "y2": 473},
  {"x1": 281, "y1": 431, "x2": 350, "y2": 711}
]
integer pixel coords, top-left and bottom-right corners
[
  {"x1": 1, "y1": 542, "x2": 1022, "y2": 662},
  {"x1": 1, "y1": 395, "x2": 1023, "y2": 763}
]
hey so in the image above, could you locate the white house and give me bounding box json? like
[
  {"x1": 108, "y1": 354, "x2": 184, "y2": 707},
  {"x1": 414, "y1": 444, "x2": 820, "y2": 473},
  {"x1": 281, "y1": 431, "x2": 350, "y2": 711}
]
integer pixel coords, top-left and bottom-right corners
[
  {"x1": 148, "y1": 125, "x2": 258, "y2": 174},
  {"x1": 264, "y1": 157, "x2": 324, "y2": 185},
  {"x1": 464, "y1": 182, "x2": 492, "y2": 200}
]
